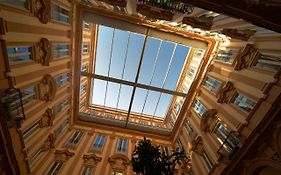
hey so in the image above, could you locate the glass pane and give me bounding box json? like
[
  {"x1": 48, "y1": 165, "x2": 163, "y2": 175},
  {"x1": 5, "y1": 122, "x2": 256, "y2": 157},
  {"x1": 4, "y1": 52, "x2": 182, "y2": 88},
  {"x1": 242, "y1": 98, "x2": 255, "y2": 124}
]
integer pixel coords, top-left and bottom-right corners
[
  {"x1": 138, "y1": 37, "x2": 161, "y2": 84},
  {"x1": 150, "y1": 41, "x2": 176, "y2": 88},
  {"x1": 131, "y1": 88, "x2": 148, "y2": 113},
  {"x1": 95, "y1": 26, "x2": 114, "y2": 76},
  {"x1": 91, "y1": 79, "x2": 107, "y2": 105},
  {"x1": 105, "y1": 82, "x2": 120, "y2": 108},
  {"x1": 122, "y1": 33, "x2": 145, "y2": 82},
  {"x1": 142, "y1": 90, "x2": 161, "y2": 116},
  {"x1": 163, "y1": 45, "x2": 189, "y2": 90},
  {"x1": 117, "y1": 85, "x2": 133, "y2": 111},
  {"x1": 154, "y1": 93, "x2": 172, "y2": 118},
  {"x1": 109, "y1": 29, "x2": 130, "y2": 79}
]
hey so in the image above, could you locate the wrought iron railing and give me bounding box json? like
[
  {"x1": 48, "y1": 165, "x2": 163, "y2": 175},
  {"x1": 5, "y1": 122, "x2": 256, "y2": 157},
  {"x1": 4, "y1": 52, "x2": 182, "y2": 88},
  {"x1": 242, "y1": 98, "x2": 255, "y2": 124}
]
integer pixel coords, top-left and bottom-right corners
[
  {"x1": 217, "y1": 131, "x2": 242, "y2": 163},
  {"x1": 138, "y1": 0, "x2": 194, "y2": 14}
]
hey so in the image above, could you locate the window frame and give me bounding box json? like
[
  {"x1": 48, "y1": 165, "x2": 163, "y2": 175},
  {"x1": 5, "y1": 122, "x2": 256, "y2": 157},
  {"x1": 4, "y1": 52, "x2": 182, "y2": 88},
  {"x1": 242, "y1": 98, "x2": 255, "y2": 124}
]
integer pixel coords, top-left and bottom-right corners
[
  {"x1": 51, "y1": 1, "x2": 70, "y2": 25},
  {"x1": 92, "y1": 134, "x2": 107, "y2": 151}
]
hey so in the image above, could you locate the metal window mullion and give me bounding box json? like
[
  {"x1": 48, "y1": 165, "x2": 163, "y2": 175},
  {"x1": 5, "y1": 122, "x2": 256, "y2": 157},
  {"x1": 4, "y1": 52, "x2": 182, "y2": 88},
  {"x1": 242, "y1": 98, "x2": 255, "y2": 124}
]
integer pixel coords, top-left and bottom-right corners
[
  {"x1": 140, "y1": 40, "x2": 163, "y2": 115},
  {"x1": 103, "y1": 29, "x2": 116, "y2": 108},
  {"x1": 125, "y1": 30, "x2": 149, "y2": 128},
  {"x1": 116, "y1": 33, "x2": 131, "y2": 111}
]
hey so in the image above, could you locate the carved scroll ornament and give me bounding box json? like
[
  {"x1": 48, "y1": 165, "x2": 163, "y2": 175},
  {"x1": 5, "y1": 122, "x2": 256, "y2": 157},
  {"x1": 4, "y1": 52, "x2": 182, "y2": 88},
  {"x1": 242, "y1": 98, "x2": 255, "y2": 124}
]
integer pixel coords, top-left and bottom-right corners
[
  {"x1": 217, "y1": 81, "x2": 236, "y2": 103},
  {"x1": 222, "y1": 29, "x2": 256, "y2": 41},
  {"x1": 40, "y1": 108, "x2": 54, "y2": 127},
  {"x1": 191, "y1": 136, "x2": 204, "y2": 155},
  {"x1": 136, "y1": 4, "x2": 174, "y2": 21},
  {"x1": 34, "y1": 0, "x2": 51, "y2": 24},
  {"x1": 108, "y1": 154, "x2": 130, "y2": 168},
  {"x1": 200, "y1": 109, "x2": 218, "y2": 132},
  {"x1": 54, "y1": 149, "x2": 75, "y2": 161},
  {"x1": 233, "y1": 44, "x2": 260, "y2": 71},
  {"x1": 182, "y1": 16, "x2": 214, "y2": 30},
  {"x1": 38, "y1": 74, "x2": 56, "y2": 102},
  {"x1": 36, "y1": 38, "x2": 52, "y2": 66},
  {"x1": 83, "y1": 153, "x2": 102, "y2": 166},
  {"x1": 43, "y1": 133, "x2": 55, "y2": 151}
]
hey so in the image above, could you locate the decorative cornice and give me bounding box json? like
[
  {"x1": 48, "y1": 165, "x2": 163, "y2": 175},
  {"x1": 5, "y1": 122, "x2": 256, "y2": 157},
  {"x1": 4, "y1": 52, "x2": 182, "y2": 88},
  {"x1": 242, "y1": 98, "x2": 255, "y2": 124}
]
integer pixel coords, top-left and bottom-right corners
[
  {"x1": 97, "y1": 0, "x2": 127, "y2": 8},
  {"x1": 136, "y1": 4, "x2": 174, "y2": 21},
  {"x1": 233, "y1": 44, "x2": 260, "y2": 71},
  {"x1": 182, "y1": 16, "x2": 214, "y2": 30},
  {"x1": 108, "y1": 154, "x2": 130, "y2": 167},
  {"x1": 36, "y1": 38, "x2": 52, "y2": 66},
  {"x1": 200, "y1": 109, "x2": 218, "y2": 132},
  {"x1": 222, "y1": 29, "x2": 256, "y2": 41},
  {"x1": 217, "y1": 81, "x2": 236, "y2": 103},
  {"x1": 34, "y1": 0, "x2": 51, "y2": 24},
  {"x1": 83, "y1": 153, "x2": 102, "y2": 166},
  {"x1": 38, "y1": 74, "x2": 56, "y2": 102}
]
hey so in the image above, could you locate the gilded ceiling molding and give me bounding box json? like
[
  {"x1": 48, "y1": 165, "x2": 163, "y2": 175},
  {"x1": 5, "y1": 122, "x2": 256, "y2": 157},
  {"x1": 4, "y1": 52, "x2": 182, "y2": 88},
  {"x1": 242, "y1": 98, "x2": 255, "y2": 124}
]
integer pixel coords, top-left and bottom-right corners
[
  {"x1": 34, "y1": 0, "x2": 51, "y2": 24},
  {"x1": 54, "y1": 149, "x2": 75, "y2": 161},
  {"x1": 40, "y1": 108, "x2": 54, "y2": 127},
  {"x1": 191, "y1": 136, "x2": 204, "y2": 155},
  {"x1": 222, "y1": 29, "x2": 256, "y2": 41},
  {"x1": 43, "y1": 133, "x2": 55, "y2": 151},
  {"x1": 233, "y1": 44, "x2": 260, "y2": 71},
  {"x1": 97, "y1": 0, "x2": 127, "y2": 8},
  {"x1": 182, "y1": 16, "x2": 214, "y2": 30},
  {"x1": 200, "y1": 109, "x2": 218, "y2": 132},
  {"x1": 217, "y1": 81, "x2": 236, "y2": 104},
  {"x1": 36, "y1": 38, "x2": 52, "y2": 66},
  {"x1": 83, "y1": 153, "x2": 102, "y2": 166},
  {"x1": 136, "y1": 4, "x2": 174, "y2": 21},
  {"x1": 38, "y1": 74, "x2": 56, "y2": 102},
  {"x1": 108, "y1": 154, "x2": 130, "y2": 167}
]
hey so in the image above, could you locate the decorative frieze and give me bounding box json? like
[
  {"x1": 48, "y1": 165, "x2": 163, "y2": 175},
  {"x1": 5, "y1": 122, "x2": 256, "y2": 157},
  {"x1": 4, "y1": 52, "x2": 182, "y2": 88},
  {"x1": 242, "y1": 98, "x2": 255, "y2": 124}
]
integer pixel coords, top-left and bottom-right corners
[
  {"x1": 217, "y1": 81, "x2": 236, "y2": 104},
  {"x1": 222, "y1": 29, "x2": 256, "y2": 41},
  {"x1": 34, "y1": 0, "x2": 51, "y2": 24},
  {"x1": 38, "y1": 74, "x2": 56, "y2": 102},
  {"x1": 233, "y1": 44, "x2": 260, "y2": 71},
  {"x1": 36, "y1": 38, "x2": 52, "y2": 66}
]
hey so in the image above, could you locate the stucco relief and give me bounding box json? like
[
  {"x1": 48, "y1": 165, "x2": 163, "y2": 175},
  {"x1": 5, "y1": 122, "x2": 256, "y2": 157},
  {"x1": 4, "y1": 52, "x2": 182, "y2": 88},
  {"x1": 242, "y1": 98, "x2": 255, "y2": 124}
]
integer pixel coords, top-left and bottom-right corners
[
  {"x1": 182, "y1": 16, "x2": 214, "y2": 30},
  {"x1": 217, "y1": 81, "x2": 236, "y2": 104},
  {"x1": 200, "y1": 109, "x2": 218, "y2": 132},
  {"x1": 36, "y1": 38, "x2": 52, "y2": 66},
  {"x1": 108, "y1": 153, "x2": 130, "y2": 170},
  {"x1": 83, "y1": 153, "x2": 102, "y2": 167},
  {"x1": 34, "y1": 0, "x2": 51, "y2": 24},
  {"x1": 191, "y1": 136, "x2": 204, "y2": 155},
  {"x1": 38, "y1": 74, "x2": 56, "y2": 102},
  {"x1": 40, "y1": 108, "x2": 54, "y2": 127},
  {"x1": 43, "y1": 133, "x2": 55, "y2": 151},
  {"x1": 222, "y1": 29, "x2": 256, "y2": 41},
  {"x1": 136, "y1": 4, "x2": 174, "y2": 21},
  {"x1": 54, "y1": 149, "x2": 75, "y2": 161},
  {"x1": 233, "y1": 44, "x2": 260, "y2": 71}
]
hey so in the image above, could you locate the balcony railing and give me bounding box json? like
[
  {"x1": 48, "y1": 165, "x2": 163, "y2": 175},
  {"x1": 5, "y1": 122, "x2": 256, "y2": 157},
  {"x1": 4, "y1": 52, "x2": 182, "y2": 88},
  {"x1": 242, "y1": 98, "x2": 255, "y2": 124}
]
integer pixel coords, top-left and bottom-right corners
[
  {"x1": 217, "y1": 131, "x2": 242, "y2": 163},
  {"x1": 0, "y1": 88, "x2": 25, "y2": 128},
  {"x1": 137, "y1": 0, "x2": 194, "y2": 14}
]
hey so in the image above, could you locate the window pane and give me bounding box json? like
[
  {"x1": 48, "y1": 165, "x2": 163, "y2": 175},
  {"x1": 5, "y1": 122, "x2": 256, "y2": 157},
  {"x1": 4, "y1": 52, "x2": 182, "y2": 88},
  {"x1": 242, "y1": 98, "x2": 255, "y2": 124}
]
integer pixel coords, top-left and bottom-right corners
[
  {"x1": 117, "y1": 85, "x2": 133, "y2": 111},
  {"x1": 233, "y1": 93, "x2": 256, "y2": 112},
  {"x1": 131, "y1": 88, "x2": 147, "y2": 113},
  {"x1": 105, "y1": 82, "x2": 120, "y2": 108},
  {"x1": 154, "y1": 93, "x2": 172, "y2": 118},
  {"x1": 109, "y1": 29, "x2": 130, "y2": 79},
  {"x1": 91, "y1": 79, "x2": 107, "y2": 105},
  {"x1": 122, "y1": 33, "x2": 145, "y2": 82},
  {"x1": 142, "y1": 90, "x2": 161, "y2": 116},
  {"x1": 95, "y1": 26, "x2": 114, "y2": 76}
]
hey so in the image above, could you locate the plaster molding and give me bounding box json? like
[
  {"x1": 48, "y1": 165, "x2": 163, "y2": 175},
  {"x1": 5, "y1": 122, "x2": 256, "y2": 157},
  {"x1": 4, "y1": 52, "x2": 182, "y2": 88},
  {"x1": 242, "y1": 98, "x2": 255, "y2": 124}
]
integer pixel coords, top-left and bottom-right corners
[
  {"x1": 83, "y1": 153, "x2": 102, "y2": 166},
  {"x1": 191, "y1": 136, "x2": 204, "y2": 155},
  {"x1": 40, "y1": 108, "x2": 54, "y2": 127},
  {"x1": 182, "y1": 16, "x2": 214, "y2": 30},
  {"x1": 38, "y1": 74, "x2": 56, "y2": 102},
  {"x1": 43, "y1": 133, "x2": 55, "y2": 151},
  {"x1": 108, "y1": 154, "x2": 130, "y2": 167},
  {"x1": 222, "y1": 29, "x2": 256, "y2": 41},
  {"x1": 217, "y1": 81, "x2": 236, "y2": 103},
  {"x1": 136, "y1": 4, "x2": 174, "y2": 21},
  {"x1": 54, "y1": 149, "x2": 75, "y2": 161},
  {"x1": 200, "y1": 109, "x2": 218, "y2": 132}
]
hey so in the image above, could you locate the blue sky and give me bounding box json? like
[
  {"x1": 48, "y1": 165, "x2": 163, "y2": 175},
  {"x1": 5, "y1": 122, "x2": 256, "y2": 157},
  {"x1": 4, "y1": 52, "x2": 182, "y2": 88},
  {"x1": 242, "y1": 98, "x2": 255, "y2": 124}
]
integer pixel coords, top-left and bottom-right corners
[{"x1": 91, "y1": 25, "x2": 190, "y2": 118}]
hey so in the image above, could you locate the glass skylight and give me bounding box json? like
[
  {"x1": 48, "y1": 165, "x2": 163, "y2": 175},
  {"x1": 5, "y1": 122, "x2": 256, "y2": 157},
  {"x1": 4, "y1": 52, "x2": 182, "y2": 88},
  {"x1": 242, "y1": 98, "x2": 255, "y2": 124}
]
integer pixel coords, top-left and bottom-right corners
[{"x1": 87, "y1": 25, "x2": 190, "y2": 119}]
